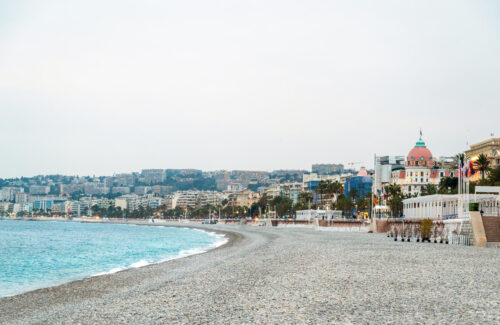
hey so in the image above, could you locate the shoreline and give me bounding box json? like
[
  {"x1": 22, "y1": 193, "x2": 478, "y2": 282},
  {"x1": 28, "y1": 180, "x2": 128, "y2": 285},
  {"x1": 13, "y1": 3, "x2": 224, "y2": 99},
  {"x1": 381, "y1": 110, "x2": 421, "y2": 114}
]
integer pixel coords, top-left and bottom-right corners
[
  {"x1": 0, "y1": 219, "x2": 236, "y2": 300},
  {"x1": 1, "y1": 225, "x2": 498, "y2": 323}
]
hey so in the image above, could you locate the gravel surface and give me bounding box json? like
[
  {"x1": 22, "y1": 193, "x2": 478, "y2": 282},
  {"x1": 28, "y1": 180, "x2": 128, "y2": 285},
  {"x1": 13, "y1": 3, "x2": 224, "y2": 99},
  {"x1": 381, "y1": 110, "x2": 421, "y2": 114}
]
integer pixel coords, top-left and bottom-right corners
[{"x1": 1, "y1": 225, "x2": 499, "y2": 324}]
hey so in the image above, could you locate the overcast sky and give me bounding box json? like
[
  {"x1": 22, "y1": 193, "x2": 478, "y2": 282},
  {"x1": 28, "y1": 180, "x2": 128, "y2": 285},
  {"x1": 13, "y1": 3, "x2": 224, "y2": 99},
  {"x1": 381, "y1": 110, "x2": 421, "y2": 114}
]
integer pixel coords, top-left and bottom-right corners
[{"x1": 0, "y1": 0, "x2": 499, "y2": 178}]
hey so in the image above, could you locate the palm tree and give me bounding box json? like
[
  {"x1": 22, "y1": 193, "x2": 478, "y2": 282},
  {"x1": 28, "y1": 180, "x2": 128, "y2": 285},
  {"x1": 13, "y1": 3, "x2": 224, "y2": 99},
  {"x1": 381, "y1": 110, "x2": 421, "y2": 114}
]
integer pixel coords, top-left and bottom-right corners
[
  {"x1": 474, "y1": 153, "x2": 490, "y2": 180},
  {"x1": 455, "y1": 153, "x2": 465, "y2": 165},
  {"x1": 454, "y1": 153, "x2": 465, "y2": 170},
  {"x1": 487, "y1": 165, "x2": 500, "y2": 186},
  {"x1": 384, "y1": 184, "x2": 403, "y2": 217},
  {"x1": 316, "y1": 180, "x2": 343, "y2": 209}
]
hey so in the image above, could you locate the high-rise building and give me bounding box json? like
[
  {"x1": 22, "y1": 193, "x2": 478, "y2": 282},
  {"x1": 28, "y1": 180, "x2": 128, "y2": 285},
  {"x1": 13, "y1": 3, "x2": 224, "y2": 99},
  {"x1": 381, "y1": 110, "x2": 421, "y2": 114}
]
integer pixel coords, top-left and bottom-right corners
[
  {"x1": 312, "y1": 164, "x2": 344, "y2": 175},
  {"x1": 115, "y1": 173, "x2": 136, "y2": 186},
  {"x1": 141, "y1": 169, "x2": 166, "y2": 184},
  {"x1": 29, "y1": 185, "x2": 50, "y2": 195},
  {"x1": 373, "y1": 155, "x2": 405, "y2": 193},
  {"x1": 15, "y1": 192, "x2": 29, "y2": 205}
]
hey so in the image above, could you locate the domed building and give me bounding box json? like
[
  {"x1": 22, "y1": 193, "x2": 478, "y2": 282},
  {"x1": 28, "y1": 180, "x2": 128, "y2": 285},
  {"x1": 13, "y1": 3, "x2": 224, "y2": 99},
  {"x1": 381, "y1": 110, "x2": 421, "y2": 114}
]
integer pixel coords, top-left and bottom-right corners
[
  {"x1": 406, "y1": 137, "x2": 434, "y2": 168},
  {"x1": 392, "y1": 136, "x2": 458, "y2": 196}
]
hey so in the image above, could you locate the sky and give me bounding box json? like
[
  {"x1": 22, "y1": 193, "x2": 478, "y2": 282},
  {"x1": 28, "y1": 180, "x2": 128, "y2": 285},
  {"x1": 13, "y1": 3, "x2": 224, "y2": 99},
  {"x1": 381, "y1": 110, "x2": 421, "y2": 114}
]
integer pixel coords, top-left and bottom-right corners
[{"x1": 0, "y1": 0, "x2": 499, "y2": 178}]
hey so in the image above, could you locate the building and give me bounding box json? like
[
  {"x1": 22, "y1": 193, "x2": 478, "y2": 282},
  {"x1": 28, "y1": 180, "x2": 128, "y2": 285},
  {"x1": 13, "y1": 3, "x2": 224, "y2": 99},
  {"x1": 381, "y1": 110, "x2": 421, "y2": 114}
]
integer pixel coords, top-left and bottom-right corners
[
  {"x1": 163, "y1": 195, "x2": 175, "y2": 209},
  {"x1": 296, "y1": 209, "x2": 342, "y2": 221},
  {"x1": 0, "y1": 202, "x2": 10, "y2": 214},
  {"x1": 227, "y1": 183, "x2": 244, "y2": 192},
  {"x1": 392, "y1": 136, "x2": 458, "y2": 196},
  {"x1": 115, "y1": 195, "x2": 138, "y2": 210},
  {"x1": 403, "y1": 194, "x2": 499, "y2": 219},
  {"x1": 84, "y1": 183, "x2": 109, "y2": 195},
  {"x1": 114, "y1": 173, "x2": 136, "y2": 186},
  {"x1": 312, "y1": 164, "x2": 344, "y2": 175},
  {"x1": 32, "y1": 199, "x2": 54, "y2": 211},
  {"x1": 112, "y1": 186, "x2": 130, "y2": 195},
  {"x1": 51, "y1": 201, "x2": 73, "y2": 214},
  {"x1": 15, "y1": 192, "x2": 29, "y2": 205},
  {"x1": 344, "y1": 168, "x2": 373, "y2": 199},
  {"x1": 234, "y1": 190, "x2": 261, "y2": 207},
  {"x1": 114, "y1": 198, "x2": 127, "y2": 210},
  {"x1": 302, "y1": 172, "x2": 353, "y2": 204},
  {"x1": 29, "y1": 185, "x2": 50, "y2": 195},
  {"x1": 146, "y1": 197, "x2": 163, "y2": 209},
  {"x1": 151, "y1": 185, "x2": 172, "y2": 196},
  {"x1": 0, "y1": 187, "x2": 24, "y2": 201},
  {"x1": 135, "y1": 186, "x2": 150, "y2": 195},
  {"x1": 141, "y1": 169, "x2": 166, "y2": 184},
  {"x1": 373, "y1": 155, "x2": 405, "y2": 193},
  {"x1": 279, "y1": 182, "x2": 303, "y2": 204},
  {"x1": 465, "y1": 137, "x2": 500, "y2": 181}
]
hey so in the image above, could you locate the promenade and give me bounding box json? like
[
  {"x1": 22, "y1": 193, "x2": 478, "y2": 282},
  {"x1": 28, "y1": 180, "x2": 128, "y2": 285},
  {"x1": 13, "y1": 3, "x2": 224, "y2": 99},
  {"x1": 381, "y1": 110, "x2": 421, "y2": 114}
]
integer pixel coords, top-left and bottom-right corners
[{"x1": 1, "y1": 225, "x2": 499, "y2": 324}]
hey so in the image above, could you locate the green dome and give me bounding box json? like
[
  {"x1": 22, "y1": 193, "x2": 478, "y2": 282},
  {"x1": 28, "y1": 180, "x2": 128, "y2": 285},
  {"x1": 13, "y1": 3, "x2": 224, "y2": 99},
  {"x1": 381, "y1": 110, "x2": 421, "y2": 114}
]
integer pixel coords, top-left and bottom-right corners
[{"x1": 415, "y1": 137, "x2": 426, "y2": 148}]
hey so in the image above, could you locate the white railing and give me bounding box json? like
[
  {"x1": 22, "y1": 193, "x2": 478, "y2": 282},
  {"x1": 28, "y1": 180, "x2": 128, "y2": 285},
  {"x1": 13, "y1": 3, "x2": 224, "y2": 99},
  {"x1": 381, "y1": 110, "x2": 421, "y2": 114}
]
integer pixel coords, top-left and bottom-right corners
[{"x1": 449, "y1": 234, "x2": 471, "y2": 246}]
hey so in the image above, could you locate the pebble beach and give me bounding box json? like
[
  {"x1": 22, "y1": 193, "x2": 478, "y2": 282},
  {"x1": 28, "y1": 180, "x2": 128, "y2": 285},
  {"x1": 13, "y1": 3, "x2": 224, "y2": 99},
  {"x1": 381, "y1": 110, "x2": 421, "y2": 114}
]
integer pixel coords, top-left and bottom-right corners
[{"x1": 1, "y1": 224, "x2": 499, "y2": 324}]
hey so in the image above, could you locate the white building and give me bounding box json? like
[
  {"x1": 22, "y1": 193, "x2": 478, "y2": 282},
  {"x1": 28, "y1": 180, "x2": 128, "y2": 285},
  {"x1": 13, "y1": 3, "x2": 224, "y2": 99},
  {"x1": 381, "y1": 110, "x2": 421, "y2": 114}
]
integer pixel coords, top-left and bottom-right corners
[
  {"x1": 373, "y1": 155, "x2": 405, "y2": 193},
  {"x1": 296, "y1": 209, "x2": 342, "y2": 221},
  {"x1": 403, "y1": 194, "x2": 500, "y2": 219},
  {"x1": 141, "y1": 169, "x2": 166, "y2": 184},
  {"x1": 392, "y1": 136, "x2": 458, "y2": 196},
  {"x1": 29, "y1": 185, "x2": 50, "y2": 195}
]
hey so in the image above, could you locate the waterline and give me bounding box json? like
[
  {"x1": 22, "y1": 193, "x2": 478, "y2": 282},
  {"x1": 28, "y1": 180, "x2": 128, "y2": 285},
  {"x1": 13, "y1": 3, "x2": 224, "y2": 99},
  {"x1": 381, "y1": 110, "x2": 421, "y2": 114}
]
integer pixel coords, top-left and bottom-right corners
[{"x1": 0, "y1": 220, "x2": 226, "y2": 298}]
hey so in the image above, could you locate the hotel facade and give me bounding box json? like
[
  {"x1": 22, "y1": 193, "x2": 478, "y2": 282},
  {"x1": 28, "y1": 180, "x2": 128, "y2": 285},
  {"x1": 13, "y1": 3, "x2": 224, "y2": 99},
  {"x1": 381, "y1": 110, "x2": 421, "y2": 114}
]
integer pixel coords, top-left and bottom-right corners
[{"x1": 392, "y1": 137, "x2": 458, "y2": 196}]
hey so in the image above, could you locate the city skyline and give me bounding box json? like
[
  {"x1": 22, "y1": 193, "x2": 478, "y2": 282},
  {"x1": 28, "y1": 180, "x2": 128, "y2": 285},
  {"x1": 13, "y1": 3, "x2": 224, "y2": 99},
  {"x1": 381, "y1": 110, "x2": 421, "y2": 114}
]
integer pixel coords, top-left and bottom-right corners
[{"x1": 1, "y1": 1, "x2": 499, "y2": 178}]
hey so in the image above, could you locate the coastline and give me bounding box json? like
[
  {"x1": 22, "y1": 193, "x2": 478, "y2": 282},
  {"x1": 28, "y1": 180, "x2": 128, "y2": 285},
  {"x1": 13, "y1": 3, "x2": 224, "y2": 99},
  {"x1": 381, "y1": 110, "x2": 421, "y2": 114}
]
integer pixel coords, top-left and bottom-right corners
[
  {"x1": 0, "y1": 219, "x2": 234, "y2": 299},
  {"x1": 1, "y1": 225, "x2": 499, "y2": 324}
]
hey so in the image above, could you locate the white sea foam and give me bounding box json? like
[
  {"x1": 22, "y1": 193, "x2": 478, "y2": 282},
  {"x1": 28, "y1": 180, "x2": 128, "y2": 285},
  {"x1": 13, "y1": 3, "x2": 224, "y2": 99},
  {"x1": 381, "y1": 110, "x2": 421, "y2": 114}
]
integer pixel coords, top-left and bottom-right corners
[
  {"x1": 94, "y1": 267, "x2": 124, "y2": 276},
  {"x1": 93, "y1": 228, "x2": 227, "y2": 278},
  {"x1": 130, "y1": 260, "x2": 149, "y2": 268}
]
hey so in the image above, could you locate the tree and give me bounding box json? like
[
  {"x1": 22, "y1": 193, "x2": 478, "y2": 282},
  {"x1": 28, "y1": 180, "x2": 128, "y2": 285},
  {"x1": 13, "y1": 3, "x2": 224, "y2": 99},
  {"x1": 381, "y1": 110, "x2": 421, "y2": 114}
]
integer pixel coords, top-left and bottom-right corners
[
  {"x1": 455, "y1": 153, "x2": 465, "y2": 166},
  {"x1": 420, "y1": 184, "x2": 437, "y2": 196},
  {"x1": 486, "y1": 165, "x2": 500, "y2": 186},
  {"x1": 335, "y1": 194, "x2": 353, "y2": 216},
  {"x1": 293, "y1": 191, "x2": 314, "y2": 211},
  {"x1": 270, "y1": 196, "x2": 292, "y2": 217},
  {"x1": 357, "y1": 194, "x2": 372, "y2": 213},
  {"x1": 438, "y1": 177, "x2": 458, "y2": 194},
  {"x1": 474, "y1": 154, "x2": 491, "y2": 180},
  {"x1": 384, "y1": 184, "x2": 404, "y2": 217}
]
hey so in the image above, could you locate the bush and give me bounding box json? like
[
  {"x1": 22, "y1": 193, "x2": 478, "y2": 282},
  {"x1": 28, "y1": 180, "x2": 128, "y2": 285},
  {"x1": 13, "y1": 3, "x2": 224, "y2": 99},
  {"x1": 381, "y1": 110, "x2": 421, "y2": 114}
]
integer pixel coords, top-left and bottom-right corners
[
  {"x1": 420, "y1": 218, "x2": 433, "y2": 241},
  {"x1": 469, "y1": 203, "x2": 479, "y2": 211}
]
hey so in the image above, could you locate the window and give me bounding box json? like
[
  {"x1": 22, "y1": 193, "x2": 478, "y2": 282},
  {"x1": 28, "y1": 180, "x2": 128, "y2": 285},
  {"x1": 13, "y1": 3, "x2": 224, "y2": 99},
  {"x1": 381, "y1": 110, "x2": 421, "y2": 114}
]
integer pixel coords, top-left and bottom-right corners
[
  {"x1": 421, "y1": 172, "x2": 424, "y2": 176},
  {"x1": 420, "y1": 156, "x2": 424, "y2": 161},
  {"x1": 411, "y1": 156, "x2": 415, "y2": 160},
  {"x1": 451, "y1": 172, "x2": 454, "y2": 177},
  {"x1": 421, "y1": 178, "x2": 424, "y2": 182}
]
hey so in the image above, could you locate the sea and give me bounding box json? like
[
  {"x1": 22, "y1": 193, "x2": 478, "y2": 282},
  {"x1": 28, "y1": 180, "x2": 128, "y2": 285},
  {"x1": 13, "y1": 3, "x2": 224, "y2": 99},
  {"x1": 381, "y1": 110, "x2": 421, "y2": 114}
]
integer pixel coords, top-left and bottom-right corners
[{"x1": 0, "y1": 219, "x2": 226, "y2": 298}]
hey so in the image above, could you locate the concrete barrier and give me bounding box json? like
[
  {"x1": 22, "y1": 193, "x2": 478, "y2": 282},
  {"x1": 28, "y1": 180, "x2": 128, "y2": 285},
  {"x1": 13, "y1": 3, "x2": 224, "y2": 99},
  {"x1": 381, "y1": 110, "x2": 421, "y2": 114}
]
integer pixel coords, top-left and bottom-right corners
[{"x1": 470, "y1": 211, "x2": 487, "y2": 247}]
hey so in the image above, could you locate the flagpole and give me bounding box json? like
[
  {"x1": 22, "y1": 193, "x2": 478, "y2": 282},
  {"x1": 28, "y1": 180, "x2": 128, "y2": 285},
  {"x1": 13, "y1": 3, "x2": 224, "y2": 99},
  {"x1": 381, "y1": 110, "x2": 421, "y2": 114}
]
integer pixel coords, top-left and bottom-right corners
[
  {"x1": 371, "y1": 153, "x2": 375, "y2": 219},
  {"x1": 458, "y1": 154, "x2": 462, "y2": 219}
]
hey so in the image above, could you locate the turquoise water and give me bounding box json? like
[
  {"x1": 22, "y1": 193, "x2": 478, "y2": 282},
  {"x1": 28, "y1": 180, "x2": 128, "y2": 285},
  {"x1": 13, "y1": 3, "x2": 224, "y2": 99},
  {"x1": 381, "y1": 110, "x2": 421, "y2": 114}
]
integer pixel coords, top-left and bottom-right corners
[{"x1": 0, "y1": 220, "x2": 225, "y2": 298}]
